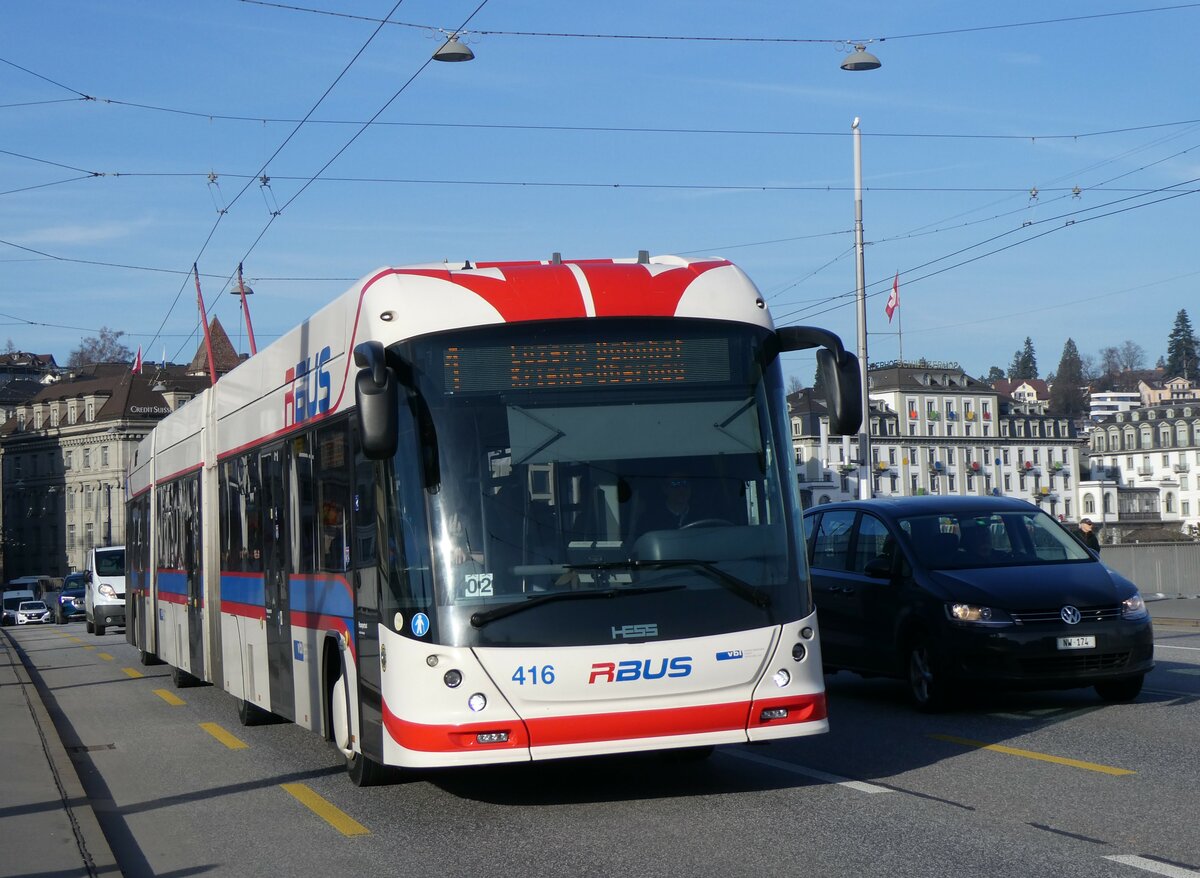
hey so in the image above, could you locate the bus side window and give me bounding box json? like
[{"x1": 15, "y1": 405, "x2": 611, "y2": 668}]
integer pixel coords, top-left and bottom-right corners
[{"x1": 316, "y1": 423, "x2": 351, "y2": 573}]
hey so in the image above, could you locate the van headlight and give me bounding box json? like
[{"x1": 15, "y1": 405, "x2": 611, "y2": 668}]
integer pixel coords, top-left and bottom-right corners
[
  {"x1": 1121, "y1": 592, "x2": 1148, "y2": 620},
  {"x1": 98, "y1": 584, "x2": 117, "y2": 598},
  {"x1": 946, "y1": 603, "x2": 1014, "y2": 627}
]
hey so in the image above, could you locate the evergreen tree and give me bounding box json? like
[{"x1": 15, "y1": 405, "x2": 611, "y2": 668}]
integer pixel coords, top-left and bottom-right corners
[
  {"x1": 1008, "y1": 337, "x2": 1038, "y2": 379},
  {"x1": 986, "y1": 365, "x2": 1006, "y2": 382},
  {"x1": 1165, "y1": 309, "x2": 1199, "y2": 379},
  {"x1": 1049, "y1": 339, "x2": 1087, "y2": 417},
  {"x1": 812, "y1": 362, "x2": 827, "y2": 399}
]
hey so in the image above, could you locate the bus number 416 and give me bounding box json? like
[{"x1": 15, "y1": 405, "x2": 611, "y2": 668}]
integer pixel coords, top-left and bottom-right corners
[{"x1": 511, "y1": 665, "x2": 556, "y2": 685}]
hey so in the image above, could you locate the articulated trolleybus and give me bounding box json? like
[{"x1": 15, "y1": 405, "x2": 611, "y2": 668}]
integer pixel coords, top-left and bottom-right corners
[{"x1": 126, "y1": 253, "x2": 860, "y2": 784}]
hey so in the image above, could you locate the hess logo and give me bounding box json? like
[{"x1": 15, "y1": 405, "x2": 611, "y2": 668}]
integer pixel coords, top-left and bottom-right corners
[
  {"x1": 284, "y1": 346, "x2": 332, "y2": 427},
  {"x1": 588, "y1": 657, "x2": 693, "y2": 684}
]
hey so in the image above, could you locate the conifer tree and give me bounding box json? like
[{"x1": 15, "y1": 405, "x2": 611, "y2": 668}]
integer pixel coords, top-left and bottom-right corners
[
  {"x1": 1049, "y1": 339, "x2": 1086, "y2": 417},
  {"x1": 1165, "y1": 309, "x2": 1199, "y2": 379}
]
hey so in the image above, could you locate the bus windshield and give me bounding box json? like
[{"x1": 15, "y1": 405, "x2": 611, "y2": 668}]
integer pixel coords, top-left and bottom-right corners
[{"x1": 386, "y1": 318, "x2": 808, "y2": 647}]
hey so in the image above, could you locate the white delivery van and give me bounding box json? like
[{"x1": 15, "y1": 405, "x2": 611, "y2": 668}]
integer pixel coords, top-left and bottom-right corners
[{"x1": 85, "y1": 545, "x2": 126, "y2": 635}]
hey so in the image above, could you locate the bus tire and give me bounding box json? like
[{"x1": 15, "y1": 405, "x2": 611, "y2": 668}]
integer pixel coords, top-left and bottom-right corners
[
  {"x1": 171, "y1": 665, "x2": 199, "y2": 688},
  {"x1": 138, "y1": 649, "x2": 159, "y2": 666},
  {"x1": 330, "y1": 668, "x2": 395, "y2": 787},
  {"x1": 237, "y1": 698, "x2": 271, "y2": 726}
]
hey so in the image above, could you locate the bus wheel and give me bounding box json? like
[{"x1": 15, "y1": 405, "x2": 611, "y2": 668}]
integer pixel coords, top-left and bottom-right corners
[
  {"x1": 171, "y1": 665, "x2": 199, "y2": 688},
  {"x1": 330, "y1": 672, "x2": 393, "y2": 786},
  {"x1": 237, "y1": 698, "x2": 271, "y2": 726}
]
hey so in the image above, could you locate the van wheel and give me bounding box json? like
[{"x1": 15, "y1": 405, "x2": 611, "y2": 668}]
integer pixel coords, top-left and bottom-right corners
[
  {"x1": 906, "y1": 634, "x2": 954, "y2": 712},
  {"x1": 95, "y1": 623, "x2": 106, "y2": 636},
  {"x1": 1096, "y1": 675, "x2": 1144, "y2": 703},
  {"x1": 85, "y1": 619, "x2": 94, "y2": 634}
]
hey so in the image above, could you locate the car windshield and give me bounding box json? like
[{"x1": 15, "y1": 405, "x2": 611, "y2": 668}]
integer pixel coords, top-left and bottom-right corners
[
  {"x1": 897, "y1": 509, "x2": 1094, "y2": 570},
  {"x1": 19, "y1": 601, "x2": 47, "y2": 612}
]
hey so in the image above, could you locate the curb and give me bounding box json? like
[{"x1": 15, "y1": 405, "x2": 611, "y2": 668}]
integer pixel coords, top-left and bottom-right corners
[{"x1": 0, "y1": 628, "x2": 121, "y2": 877}]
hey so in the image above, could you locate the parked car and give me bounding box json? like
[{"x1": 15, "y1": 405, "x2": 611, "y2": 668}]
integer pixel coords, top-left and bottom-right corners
[
  {"x1": 85, "y1": 545, "x2": 126, "y2": 635},
  {"x1": 2, "y1": 589, "x2": 37, "y2": 626},
  {"x1": 14, "y1": 600, "x2": 52, "y2": 625},
  {"x1": 803, "y1": 496, "x2": 1154, "y2": 711},
  {"x1": 56, "y1": 585, "x2": 87, "y2": 623}
]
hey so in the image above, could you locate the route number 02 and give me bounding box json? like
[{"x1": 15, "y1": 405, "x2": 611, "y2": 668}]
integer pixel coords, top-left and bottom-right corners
[{"x1": 511, "y1": 665, "x2": 556, "y2": 685}]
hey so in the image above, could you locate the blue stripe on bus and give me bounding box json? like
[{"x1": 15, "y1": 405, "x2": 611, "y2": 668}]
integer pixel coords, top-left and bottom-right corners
[
  {"x1": 220, "y1": 575, "x2": 265, "y2": 607},
  {"x1": 157, "y1": 571, "x2": 189, "y2": 597},
  {"x1": 289, "y1": 576, "x2": 354, "y2": 618}
]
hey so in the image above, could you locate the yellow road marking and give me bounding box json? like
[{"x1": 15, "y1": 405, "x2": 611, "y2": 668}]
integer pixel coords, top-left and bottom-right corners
[
  {"x1": 122, "y1": 667, "x2": 144, "y2": 679},
  {"x1": 68, "y1": 636, "x2": 83, "y2": 643},
  {"x1": 930, "y1": 734, "x2": 1135, "y2": 776},
  {"x1": 200, "y1": 722, "x2": 248, "y2": 750},
  {"x1": 154, "y1": 689, "x2": 185, "y2": 706},
  {"x1": 280, "y1": 783, "x2": 370, "y2": 837},
  {"x1": 84, "y1": 645, "x2": 96, "y2": 651},
  {"x1": 98, "y1": 653, "x2": 114, "y2": 661}
]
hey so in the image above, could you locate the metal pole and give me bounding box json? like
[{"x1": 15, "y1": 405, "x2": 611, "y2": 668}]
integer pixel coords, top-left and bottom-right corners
[{"x1": 853, "y1": 117, "x2": 872, "y2": 499}]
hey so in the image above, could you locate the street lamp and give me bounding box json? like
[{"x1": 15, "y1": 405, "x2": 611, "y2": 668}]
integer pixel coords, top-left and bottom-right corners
[{"x1": 852, "y1": 117, "x2": 871, "y2": 499}]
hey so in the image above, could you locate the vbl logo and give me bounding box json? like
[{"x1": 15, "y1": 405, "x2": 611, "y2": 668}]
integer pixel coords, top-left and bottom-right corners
[
  {"x1": 588, "y1": 657, "x2": 692, "y2": 684},
  {"x1": 284, "y1": 346, "x2": 332, "y2": 427}
]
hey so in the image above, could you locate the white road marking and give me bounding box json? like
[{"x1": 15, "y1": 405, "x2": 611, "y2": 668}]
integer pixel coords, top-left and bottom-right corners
[
  {"x1": 1104, "y1": 854, "x2": 1200, "y2": 877},
  {"x1": 1155, "y1": 645, "x2": 1200, "y2": 651},
  {"x1": 725, "y1": 749, "x2": 894, "y2": 794}
]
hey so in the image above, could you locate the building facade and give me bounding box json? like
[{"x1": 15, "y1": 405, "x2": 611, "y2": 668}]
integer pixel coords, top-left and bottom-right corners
[
  {"x1": 1081, "y1": 402, "x2": 1200, "y2": 535},
  {"x1": 790, "y1": 362, "x2": 1087, "y2": 520}
]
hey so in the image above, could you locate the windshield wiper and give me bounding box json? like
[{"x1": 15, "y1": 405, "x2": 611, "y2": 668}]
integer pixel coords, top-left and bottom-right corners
[
  {"x1": 469, "y1": 583, "x2": 684, "y2": 628},
  {"x1": 566, "y1": 559, "x2": 772, "y2": 609}
]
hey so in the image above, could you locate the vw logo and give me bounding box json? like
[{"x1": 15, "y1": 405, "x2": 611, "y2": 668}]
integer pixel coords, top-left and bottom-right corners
[{"x1": 1060, "y1": 605, "x2": 1082, "y2": 625}]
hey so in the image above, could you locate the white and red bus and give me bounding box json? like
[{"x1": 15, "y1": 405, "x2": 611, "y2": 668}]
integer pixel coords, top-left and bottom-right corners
[{"x1": 126, "y1": 253, "x2": 860, "y2": 784}]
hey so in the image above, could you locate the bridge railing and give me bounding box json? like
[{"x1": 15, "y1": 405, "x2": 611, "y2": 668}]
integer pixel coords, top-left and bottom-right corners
[{"x1": 1101, "y1": 542, "x2": 1200, "y2": 599}]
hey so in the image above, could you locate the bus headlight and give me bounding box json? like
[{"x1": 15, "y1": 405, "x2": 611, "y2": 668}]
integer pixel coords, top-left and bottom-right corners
[
  {"x1": 468, "y1": 693, "x2": 487, "y2": 712},
  {"x1": 792, "y1": 642, "x2": 807, "y2": 662},
  {"x1": 443, "y1": 669, "x2": 463, "y2": 688},
  {"x1": 772, "y1": 669, "x2": 791, "y2": 688}
]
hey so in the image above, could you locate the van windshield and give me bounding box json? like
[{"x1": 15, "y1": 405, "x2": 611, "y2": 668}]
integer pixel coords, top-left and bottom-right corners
[
  {"x1": 898, "y1": 509, "x2": 1093, "y2": 570},
  {"x1": 94, "y1": 548, "x2": 126, "y2": 576}
]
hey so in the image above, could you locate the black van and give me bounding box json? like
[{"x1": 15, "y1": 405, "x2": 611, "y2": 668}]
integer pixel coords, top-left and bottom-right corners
[{"x1": 802, "y1": 496, "x2": 1154, "y2": 711}]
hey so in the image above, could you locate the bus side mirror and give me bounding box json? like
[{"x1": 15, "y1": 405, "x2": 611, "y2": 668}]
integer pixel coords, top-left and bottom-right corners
[
  {"x1": 776, "y1": 326, "x2": 863, "y2": 436},
  {"x1": 354, "y1": 341, "x2": 399, "y2": 460}
]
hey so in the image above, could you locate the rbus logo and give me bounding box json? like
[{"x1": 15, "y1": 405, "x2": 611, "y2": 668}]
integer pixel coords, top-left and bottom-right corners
[
  {"x1": 588, "y1": 657, "x2": 692, "y2": 684},
  {"x1": 284, "y1": 346, "x2": 333, "y2": 427}
]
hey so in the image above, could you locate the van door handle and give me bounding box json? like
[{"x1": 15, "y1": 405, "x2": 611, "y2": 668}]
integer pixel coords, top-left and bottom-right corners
[{"x1": 840, "y1": 586, "x2": 856, "y2": 595}]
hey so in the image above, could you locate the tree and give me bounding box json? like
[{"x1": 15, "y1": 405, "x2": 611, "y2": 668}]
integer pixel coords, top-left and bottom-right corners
[
  {"x1": 986, "y1": 365, "x2": 1006, "y2": 382},
  {"x1": 1118, "y1": 340, "x2": 1145, "y2": 373},
  {"x1": 812, "y1": 362, "x2": 827, "y2": 399},
  {"x1": 1099, "y1": 345, "x2": 1122, "y2": 376},
  {"x1": 1078, "y1": 353, "x2": 1099, "y2": 382},
  {"x1": 787, "y1": 374, "x2": 803, "y2": 395},
  {"x1": 1048, "y1": 339, "x2": 1087, "y2": 417},
  {"x1": 68, "y1": 327, "x2": 133, "y2": 367},
  {"x1": 1165, "y1": 309, "x2": 1199, "y2": 379},
  {"x1": 1008, "y1": 337, "x2": 1038, "y2": 379}
]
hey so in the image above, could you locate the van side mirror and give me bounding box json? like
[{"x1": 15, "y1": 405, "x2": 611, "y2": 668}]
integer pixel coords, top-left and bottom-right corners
[
  {"x1": 354, "y1": 341, "x2": 399, "y2": 460},
  {"x1": 776, "y1": 326, "x2": 863, "y2": 436}
]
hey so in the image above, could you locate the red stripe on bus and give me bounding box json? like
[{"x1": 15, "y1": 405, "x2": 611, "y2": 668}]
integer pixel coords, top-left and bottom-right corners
[
  {"x1": 222, "y1": 601, "x2": 266, "y2": 620},
  {"x1": 290, "y1": 611, "x2": 356, "y2": 662},
  {"x1": 157, "y1": 591, "x2": 189, "y2": 605},
  {"x1": 381, "y1": 691, "x2": 825, "y2": 753}
]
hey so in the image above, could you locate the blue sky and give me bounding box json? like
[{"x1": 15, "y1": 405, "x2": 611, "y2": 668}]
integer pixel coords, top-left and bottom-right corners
[{"x1": 3, "y1": 1, "x2": 1198, "y2": 385}]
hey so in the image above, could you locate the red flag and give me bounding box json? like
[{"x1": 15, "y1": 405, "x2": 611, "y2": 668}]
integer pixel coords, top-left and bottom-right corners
[
  {"x1": 132, "y1": 345, "x2": 143, "y2": 374},
  {"x1": 885, "y1": 272, "x2": 900, "y2": 322}
]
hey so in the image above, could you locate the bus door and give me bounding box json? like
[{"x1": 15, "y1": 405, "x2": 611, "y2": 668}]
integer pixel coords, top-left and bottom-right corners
[
  {"x1": 183, "y1": 475, "x2": 205, "y2": 680},
  {"x1": 260, "y1": 445, "x2": 295, "y2": 719}
]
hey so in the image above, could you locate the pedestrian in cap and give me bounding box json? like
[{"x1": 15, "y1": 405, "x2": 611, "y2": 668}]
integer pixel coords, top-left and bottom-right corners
[{"x1": 1078, "y1": 517, "x2": 1101, "y2": 553}]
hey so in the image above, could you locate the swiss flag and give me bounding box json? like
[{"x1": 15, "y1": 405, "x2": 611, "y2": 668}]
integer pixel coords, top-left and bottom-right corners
[
  {"x1": 885, "y1": 272, "x2": 900, "y2": 322},
  {"x1": 132, "y1": 345, "x2": 143, "y2": 374}
]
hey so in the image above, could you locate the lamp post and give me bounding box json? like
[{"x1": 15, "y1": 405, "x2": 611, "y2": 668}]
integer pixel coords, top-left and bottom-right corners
[{"x1": 852, "y1": 117, "x2": 871, "y2": 499}]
